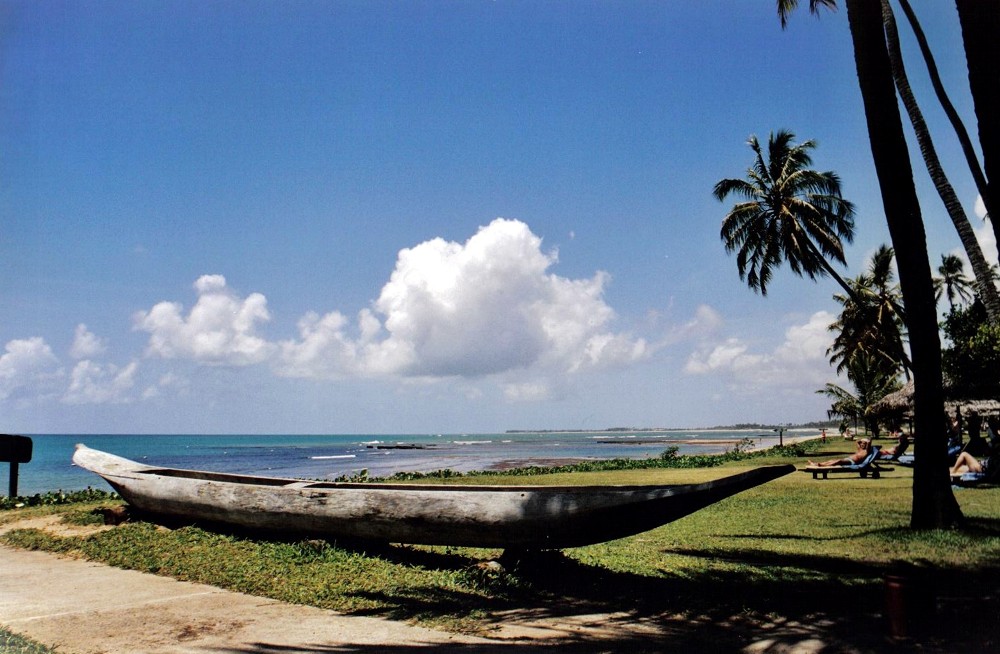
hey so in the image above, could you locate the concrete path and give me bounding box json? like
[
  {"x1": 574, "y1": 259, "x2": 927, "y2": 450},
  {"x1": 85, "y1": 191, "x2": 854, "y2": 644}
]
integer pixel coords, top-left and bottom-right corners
[{"x1": 0, "y1": 541, "x2": 507, "y2": 653}]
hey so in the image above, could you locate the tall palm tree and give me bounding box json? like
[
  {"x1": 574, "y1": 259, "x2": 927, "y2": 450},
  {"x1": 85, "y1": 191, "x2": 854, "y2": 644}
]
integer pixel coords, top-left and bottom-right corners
[
  {"x1": 776, "y1": 0, "x2": 962, "y2": 528},
  {"x1": 881, "y1": 0, "x2": 1000, "y2": 322},
  {"x1": 714, "y1": 131, "x2": 857, "y2": 298},
  {"x1": 934, "y1": 254, "x2": 976, "y2": 310},
  {"x1": 843, "y1": 0, "x2": 960, "y2": 528},
  {"x1": 955, "y1": 0, "x2": 1000, "y2": 232},
  {"x1": 893, "y1": 0, "x2": 992, "y2": 227},
  {"x1": 829, "y1": 245, "x2": 909, "y2": 379}
]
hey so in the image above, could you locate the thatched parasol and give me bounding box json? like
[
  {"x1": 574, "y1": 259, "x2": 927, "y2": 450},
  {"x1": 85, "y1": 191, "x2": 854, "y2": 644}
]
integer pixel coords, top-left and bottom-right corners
[
  {"x1": 869, "y1": 380, "x2": 1000, "y2": 418},
  {"x1": 949, "y1": 398, "x2": 1000, "y2": 417},
  {"x1": 870, "y1": 381, "x2": 914, "y2": 416}
]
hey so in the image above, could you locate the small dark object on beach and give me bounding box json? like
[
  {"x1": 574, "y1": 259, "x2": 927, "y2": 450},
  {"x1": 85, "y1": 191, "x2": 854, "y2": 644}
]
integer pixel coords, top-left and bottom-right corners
[{"x1": 98, "y1": 505, "x2": 130, "y2": 525}]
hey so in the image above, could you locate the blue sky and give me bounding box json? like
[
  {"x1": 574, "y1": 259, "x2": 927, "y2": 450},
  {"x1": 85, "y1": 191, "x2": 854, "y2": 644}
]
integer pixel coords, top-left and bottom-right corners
[{"x1": 0, "y1": 1, "x2": 989, "y2": 434}]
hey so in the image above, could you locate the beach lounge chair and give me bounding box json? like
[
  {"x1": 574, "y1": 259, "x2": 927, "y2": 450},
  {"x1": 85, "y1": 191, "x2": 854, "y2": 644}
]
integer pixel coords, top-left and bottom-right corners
[
  {"x1": 896, "y1": 441, "x2": 962, "y2": 467},
  {"x1": 803, "y1": 445, "x2": 888, "y2": 479},
  {"x1": 951, "y1": 455, "x2": 997, "y2": 487},
  {"x1": 877, "y1": 439, "x2": 910, "y2": 462}
]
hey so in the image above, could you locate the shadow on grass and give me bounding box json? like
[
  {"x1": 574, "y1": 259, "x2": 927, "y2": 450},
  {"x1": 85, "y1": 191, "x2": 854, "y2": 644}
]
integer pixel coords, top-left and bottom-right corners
[
  {"x1": 115, "y1": 509, "x2": 1000, "y2": 653},
  {"x1": 322, "y1": 545, "x2": 996, "y2": 654}
]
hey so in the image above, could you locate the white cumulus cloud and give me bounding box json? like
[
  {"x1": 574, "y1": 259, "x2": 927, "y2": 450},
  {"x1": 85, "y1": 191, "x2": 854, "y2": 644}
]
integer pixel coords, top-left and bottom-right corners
[
  {"x1": 63, "y1": 360, "x2": 138, "y2": 405},
  {"x1": 277, "y1": 310, "x2": 377, "y2": 379},
  {"x1": 0, "y1": 337, "x2": 63, "y2": 400},
  {"x1": 685, "y1": 311, "x2": 835, "y2": 388},
  {"x1": 134, "y1": 275, "x2": 275, "y2": 365},
  {"x1": 70, "y1": 324, "x2": 107, "y2": 359},
  {"x1": 278, "y1": 218, "x2": 648, "y2": 379}
]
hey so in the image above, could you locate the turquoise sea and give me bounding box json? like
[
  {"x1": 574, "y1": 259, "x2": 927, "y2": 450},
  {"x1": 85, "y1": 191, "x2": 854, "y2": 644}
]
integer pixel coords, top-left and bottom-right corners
[{"x1": 7, "y1": 429, "x2": 820, "y2": 496}]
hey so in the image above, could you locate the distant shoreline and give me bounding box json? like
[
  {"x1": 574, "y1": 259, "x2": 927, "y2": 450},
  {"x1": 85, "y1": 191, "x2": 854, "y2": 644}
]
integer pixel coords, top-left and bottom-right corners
[{"x1": 506, "y1": 424, "x2": 834, "y2": 435}]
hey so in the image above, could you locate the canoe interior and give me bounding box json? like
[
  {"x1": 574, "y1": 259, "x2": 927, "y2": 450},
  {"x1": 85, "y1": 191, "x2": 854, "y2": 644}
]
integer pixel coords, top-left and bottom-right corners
[{"x1": 138, "y1": 466, "x2": 695, "y2": 493}]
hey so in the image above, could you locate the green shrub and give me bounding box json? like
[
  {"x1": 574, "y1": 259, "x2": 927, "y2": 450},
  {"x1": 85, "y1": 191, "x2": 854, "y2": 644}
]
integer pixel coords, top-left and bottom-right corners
[
  {"x1": 0, "y1": 627, "x2": 57, "y2": 654},
  {"x1": 0, "y1": 488, "x2": 118, "y2": 511}
]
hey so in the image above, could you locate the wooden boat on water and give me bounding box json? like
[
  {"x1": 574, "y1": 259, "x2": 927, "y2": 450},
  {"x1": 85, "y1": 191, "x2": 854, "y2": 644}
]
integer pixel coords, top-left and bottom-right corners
[{"x1": 73, "y1": 444, "x2": 794, "y2": 549}]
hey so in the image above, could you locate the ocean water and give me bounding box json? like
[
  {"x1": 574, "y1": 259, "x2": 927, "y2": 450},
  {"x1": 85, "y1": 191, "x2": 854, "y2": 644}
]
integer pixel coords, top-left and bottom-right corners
[{"x1": 5, "y1": 429, "x2": 818, "y2": 496}]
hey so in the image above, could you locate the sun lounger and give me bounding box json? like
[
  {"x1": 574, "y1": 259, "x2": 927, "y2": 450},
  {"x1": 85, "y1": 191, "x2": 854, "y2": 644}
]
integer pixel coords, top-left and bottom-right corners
[
  {"x1": 803, "y1": 445, "x2": 888, "y2": 479},
  {"x1": 896, "y1": 441, "x2": 962, "y2": 467},
  {"x1": 951, "y1": 457, "x2": 997, "y2": 487},
  {"x1": 952, "y1": 472, "x2": 987, "y2": 486},
  {"x1": 877, "y1": 440, "x2": 909, "y2": 462}
]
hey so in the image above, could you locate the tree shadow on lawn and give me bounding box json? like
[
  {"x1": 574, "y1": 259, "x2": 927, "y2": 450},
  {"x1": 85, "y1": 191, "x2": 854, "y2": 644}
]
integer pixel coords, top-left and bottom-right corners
[
  {"x1": 126, "y1": 509, "x2": 1000, "y2": 653},
  {"x1": 331, "y1": 522, "x2": 998, "y2": 653}
]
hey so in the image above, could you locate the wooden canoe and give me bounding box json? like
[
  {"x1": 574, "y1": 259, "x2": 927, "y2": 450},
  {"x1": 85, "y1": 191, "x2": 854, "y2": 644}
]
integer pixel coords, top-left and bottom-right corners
[{"x1": 73, "y1": 444, "x2": 794, "y2": 549}]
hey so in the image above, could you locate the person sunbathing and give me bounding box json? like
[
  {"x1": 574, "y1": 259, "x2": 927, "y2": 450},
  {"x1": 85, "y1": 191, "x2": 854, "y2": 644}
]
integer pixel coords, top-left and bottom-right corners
[
  {"x1": 950, "y1": 451, "x2": 988, "y2": 476},
  {"x1": 878, "y1": 434, "x2": 910, "y2": 460},
  {"x1": 809, "y1": 439, "x2": 871, "y2": 467}
]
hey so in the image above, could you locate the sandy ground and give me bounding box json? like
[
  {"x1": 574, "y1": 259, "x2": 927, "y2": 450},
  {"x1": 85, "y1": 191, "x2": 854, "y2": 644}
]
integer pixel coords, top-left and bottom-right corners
[
  {"x1": 1, "y1": 515, "x2": 691, "y2": 653},
  {"x1": 1, "y1": 518, "x2": 507, "y2": 653}
]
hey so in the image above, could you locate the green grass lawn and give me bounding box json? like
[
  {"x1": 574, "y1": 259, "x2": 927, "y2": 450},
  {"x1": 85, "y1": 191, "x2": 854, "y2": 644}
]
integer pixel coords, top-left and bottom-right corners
[{"x1": 2, "y1": 440, "x2": 998, "y2": 652}]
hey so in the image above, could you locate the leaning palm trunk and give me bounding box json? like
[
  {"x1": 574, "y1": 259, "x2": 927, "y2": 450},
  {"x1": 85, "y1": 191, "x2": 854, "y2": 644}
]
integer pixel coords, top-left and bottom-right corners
[
  {"x1": 895, "y1": 0, "x2": 992, "y2": 223},
  {"x1": 955, "y1": 0, "x2": 1000, "y2": 234},
  {"x1": 845, "y1": 0, "x2": 961, "y2": 529},
  {"x1": 882, "y1": 0, "x2": 1000, "y2": 323}
]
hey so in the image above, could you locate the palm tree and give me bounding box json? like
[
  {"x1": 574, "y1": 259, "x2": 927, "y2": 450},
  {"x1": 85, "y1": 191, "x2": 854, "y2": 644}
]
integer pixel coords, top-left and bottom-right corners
[
  {"x1": 776, "y1": 0, "x2": 962, "y2": 528},
  {"x1": 819, "y1": 352, "x2": 902, "y2": 439},
  {"x1": 842, "y1": 0, "x2": 960, "y2": 528},
  {"x1": 828, "y1": 245, "x2": 909, "y2": 379},
  {"x1": 955, "y1": 0, "x2": 1000, "y2": 232},
  {"x1": 881, "y1": 0, "x2": 1000, "y2": 322},
  {"x1": 714, "y1": 131, "x2": 857, "y2": 298},
  {"x1": 934, "y1": 254, "x2": 976, "y2": 311},
  {"x1": 893, "y1": 0, "x2": 992, "y2": 229},
  {"x1": 776, "y1": 0, "x2": 838, "y2": 28}
]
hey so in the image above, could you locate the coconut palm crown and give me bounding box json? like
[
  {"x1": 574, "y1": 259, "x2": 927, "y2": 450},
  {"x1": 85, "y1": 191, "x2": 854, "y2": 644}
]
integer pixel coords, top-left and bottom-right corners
[
  {"x1": 714, "y1": 130, "x2": 856, "y2": 296},
  {"x1": 934, "y1": 253, "x2": 977, "y2": 311},
  {"x1": 776, "y1": 0, "x2": 838, "y2": 29}
]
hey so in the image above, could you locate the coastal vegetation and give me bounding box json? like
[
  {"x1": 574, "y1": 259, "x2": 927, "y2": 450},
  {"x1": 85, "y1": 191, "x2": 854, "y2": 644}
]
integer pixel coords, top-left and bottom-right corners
[
  {"x1": 2, "y1": 439, "x2": 998, "y2": 650},
  {"x1": 0, "y1": 628, "x2": 52, "y2": 654},
  {"x1": 0, "y1": 488, "x2": 116, "y2": 512},
  {"x1": 330, "y1": 437, "x2": 809, "y2": 483}
]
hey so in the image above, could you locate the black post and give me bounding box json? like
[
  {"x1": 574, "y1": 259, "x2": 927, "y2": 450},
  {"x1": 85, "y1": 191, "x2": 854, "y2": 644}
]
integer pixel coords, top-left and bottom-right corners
[
  {"x1": 1, "y1": 434, "x2": 33, "y2": 498},
  {"x1": 8, "y1": 462, "x2": 17, "y2": 498}
]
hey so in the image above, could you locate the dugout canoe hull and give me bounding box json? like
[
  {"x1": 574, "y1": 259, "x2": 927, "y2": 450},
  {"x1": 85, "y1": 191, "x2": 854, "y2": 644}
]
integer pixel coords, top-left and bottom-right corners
[{"x1": 73, "y1": 444, "x2": 793, "y2": 549}]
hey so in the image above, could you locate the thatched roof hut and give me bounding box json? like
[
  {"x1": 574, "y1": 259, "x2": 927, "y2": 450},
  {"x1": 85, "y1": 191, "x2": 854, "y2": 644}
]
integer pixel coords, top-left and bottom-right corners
[
  {"x1": 870, "y1": 380, "x2": 1000, "y2": 418},
  {"x1": 871, "y1": 381, "x2": 914, "y2": 415}
]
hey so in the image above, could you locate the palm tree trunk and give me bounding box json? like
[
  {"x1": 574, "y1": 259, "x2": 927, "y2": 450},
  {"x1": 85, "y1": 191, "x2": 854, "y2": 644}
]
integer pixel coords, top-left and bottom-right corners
[
  {"x1": 895, "y1": 0, "x2": 992, "y2": 221},
  {"x1": 882, "y1": 0, "x2": 1000, "y2": 323},
  {"x1": 845, "y1": 0, "x2": 961, "y2": 529},
  {"x1": 806, "y1": 238, "x2": 864, "y2": 304},
  {"x1": 955, "y1": 0, "x2": 1000, "y2": 237}
]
